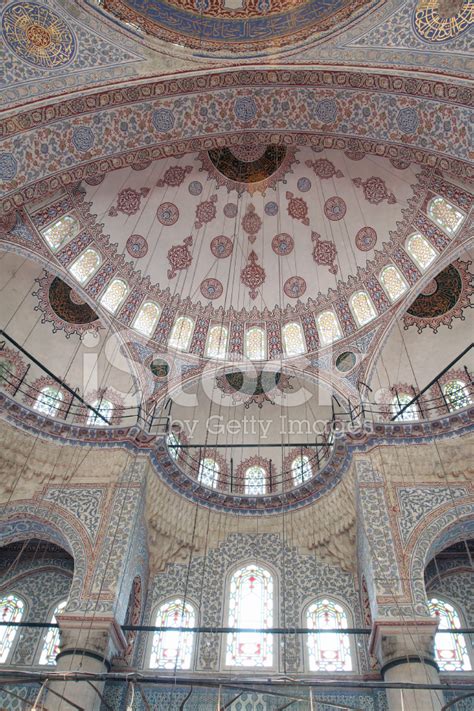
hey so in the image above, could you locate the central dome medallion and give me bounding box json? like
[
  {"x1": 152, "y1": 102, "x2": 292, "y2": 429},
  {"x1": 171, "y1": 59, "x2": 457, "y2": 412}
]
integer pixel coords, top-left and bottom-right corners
[{"x1": 101, "y1": 0, "x2": 380, "y2": 52}]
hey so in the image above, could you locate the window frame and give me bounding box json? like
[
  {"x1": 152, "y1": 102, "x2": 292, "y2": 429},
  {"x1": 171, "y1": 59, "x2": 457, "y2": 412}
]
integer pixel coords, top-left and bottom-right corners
[
  {"x1": 40, "y1": 214, "x2": 81, "y2": 253},
  {"x1": 99, "y1": 278, "x2": 129, "y2": 315},
  {"x1": 379, "y1": 264, "x2": 408, "y2": 303},
  {"x1": 132, "y1": 300, "x2": 162, "y2": 338},
  {"x1": 0, "y1": 592, "x2": 27, "y2": 665},
  {"x1": 316, "y1": 310, "x2": 343, "y2": 347},
  {"x1": 282, "y1": 321, "x2": 306, "y2": 358},
  {"x1": 349, "y1": 290, "x2": 377, "y2": 328},
  {"x1": 222, "y1": 560, "x2": 278, "y2": 671},
  {"x1": 427, "y1": 196, "x2": 466, "y2": 237},
  {"x1": 405, "y1": 232, "x2": 438, "y2": 272},
  {"x1": 302, "y1": 595, "x2": 356, "y2": 674},
  {"x1": 198, "y1": 457, "x2": 220, "y2": 489},
  {"x1": 428, "y1": 595, "x2": 473, "y2": 673},
  {"x1": 36, "y1": 598, "x2": 67, "y2": 666},
  {"x1": 68, "y1": 247, "x2": 102, "y2": 285},
  {"x1": 146, "y1": 596, "x2": 199, "y2": 672},
  {"x1": 168, "y1": 316, "x2": 195, "y2": 352},
  {"x1": 245, "y1": 326, "x2": 267, "y2": 361},
  {"x1": 442, "y1": 379, "x2": 472, "y2": 412},
  {"x1": 205, "y1": 324, "x2": 228, "y2": 360},
  {"x1": 34, "y1": 385, "x2": 65, "y2": 418}
]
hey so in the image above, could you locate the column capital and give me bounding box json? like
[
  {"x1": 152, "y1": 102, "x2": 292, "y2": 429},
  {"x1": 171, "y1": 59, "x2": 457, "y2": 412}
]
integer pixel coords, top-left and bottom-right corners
[
  {"x1": 369, "y1": 618, "x2": 439, "y2": 673},
  {"x1": 56, "y1": 615, "x2": 127, "y2": 665}
]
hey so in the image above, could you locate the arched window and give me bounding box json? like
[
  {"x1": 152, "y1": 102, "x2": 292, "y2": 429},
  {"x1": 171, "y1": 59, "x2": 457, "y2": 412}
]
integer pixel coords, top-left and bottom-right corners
[
  {"x1": 380, "y1": 265, "x2": 407, "y2": 302},
  {"x1": 34, "y1": 386, "x2": 64, "y2": 417},
  {"x1": 316, "y1": 311, "x2": 342, "y2": 346},
  {"x1": 206, "y1": 325, "x2": 228, "y2": 360},
  {"x1": 391, "y1": 393, "x2": 418, "y2": 421},
  {"x1": 245, "y1": 465, "x2": 267, "y2": 496},
  {"x1": 292, "y1": 455, "x2": 312, "y2": 486},
  {"x1": 198, "y1": 458, "x2": 219, "y2": 489},
  {"x1": 87, "y1": 399, "x2": 113, "y2": 426},
  {"x1": 245, "y1": 327, "x2": 266, "y2": 361},
  {"x1": 226, "y1": 564, "x2": 273, "y2": 667},
  {"x1": 0, "y1": 594, "x2": 24, "y2": 663},
  {"x1": 169, "y1": 317, "x2": 194, "y2": 352},
  {"x1": 68, "y1": 248, "x2": 101, "y2": 284},
  {"x1": 428, "y1": 598, "x2": 472, "y2": 672},
  {"x1": 306, "y1": 598, "x2": 352, "y2": 672},
  {"x1": 133, "y1": 301, "x2": 161, "y2": 337},
  {"x1": 167, "y1": 431, "x2": 181, "y2": 460},
  {"x1": 405, "y1": 233, "x2": 437, "y2": 271},
  {"x1": 100, "y1": 279, "x2": 128, "y2": 314},
  {"x1": 428, "y1": 197, "x2": 465, "y2": 235},
  {"x1": 38, "y1": 600, "x2": 67, "y2": 666},
  {"x1": 282, "y1": 322, "x2": 306, "y2": 357},
  {"x1": 149, "y1": 599, "x2": 195, "y2": 670},
  {"x1": 41, "y1": 215, "x2": 80, "y2": 252},
  {"x1": 443, "y1": 379, "x2": 472, "y2": 412},
  {"x1": 349, "y1": 291, "x2": 376, "y2": 327}
]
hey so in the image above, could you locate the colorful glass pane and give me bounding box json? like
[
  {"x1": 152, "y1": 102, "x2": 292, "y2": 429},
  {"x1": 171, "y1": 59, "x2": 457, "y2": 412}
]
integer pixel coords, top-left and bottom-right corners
[
  {"x1": 245, "y1": 465, "x2": 267, "y2": 495},
  {"x1": 291, "y1": 455, "x2": 312, "y2": 485},
  {"x1": 406, "y1": 233, "x2": 437, "y2": 271},
  {"x1": 206, "y1": 326, "x2": 228, "y2": 360},
  {"x1": 306, "y1": 599, "x2": 352, "y2": 672},
  {"x1": 87, "y1": 399, "x2": 113, "y2": 426},
  {"x1": 169, "y1": 317, "x2": 194, "y2": 352},
  {"x1": 198, "y1": 458, "x2": 219, "y2": 489},
  {"x1": 391, "y1": 393, "x2": 418, "y2": 422},
  {"x1": 34, "y1": 386, "x2": 63, "y2": 417},
  {"x1": 380, "y1": 265, "x2": 407, "y2": 302},
  {"x1": 0, "y1": 594, "x2": 24, "y2": 663},
  {"x1": 282, "y1": 322, "x2": 305, "y2": 357},
  {"x1": 69, "y1": 248, "x2": 101, "y2": 284},
  {"x1": 428, "y1": 598, "x2": 472, "y2": 672},
  {"x1": 443, "y1": 380, "x2": 472, "y2": 412},
  {"x1": 167, "y1": 432, "x2": 180, "y2": 460},
  {"x1": 150, "y1": 599, "x2": 195, "y2": 670},
  {"x1": 133, "y1": 301, "x2": 161, "y2": 337},
  {"x1": 100, "y1": 279, "x2": 128, "y2": 314},
  {"x1": 316, "y1": 311, "x2": 342, "y2": 346},
  {"x1": 38, "y1": 600, "x2": 67, "y2": 666},
  {"x1": 350, "y1": 291, "x2": 376, "y2": 327},
  {"x1": 226, "y1": 564, "x2": 273, "y2": 668},
  {"x1": 42, "y1": 215, "x2": 80, "y2": 252},
  {"x1": 428, "y1": 197, "x2": 465, "y2": 235},
  {"x1": 245, "y1": 327, "x2": 266, "y2": 360}
]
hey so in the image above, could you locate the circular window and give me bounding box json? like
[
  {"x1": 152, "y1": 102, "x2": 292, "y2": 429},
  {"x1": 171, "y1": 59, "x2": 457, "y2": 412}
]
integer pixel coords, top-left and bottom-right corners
[
  {"x1": 335, "y1": 351, "x2": 357, "y2": 373},
  {"x1": 150, "y1": 359, "x2": 169, "y2": 378}
]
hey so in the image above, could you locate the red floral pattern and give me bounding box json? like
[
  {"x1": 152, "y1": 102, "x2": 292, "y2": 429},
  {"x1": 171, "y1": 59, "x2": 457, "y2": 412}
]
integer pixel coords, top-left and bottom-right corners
[
  {"x1": 311, "y1": 231, "x2": 338, "y2": 274},
  {"x1": 210, "y1": 235, "x2": 233, "y2": 258},
  {"x1": 108, "y1": 187, "x2": 150, "y2": 217},
  {"x1": 305, "y1": 158, "x2": 343, "y2": 179},
  {"x1": 240, "y1": 250, "x2": 266, "y2": 299},
  {"x1": 286, "y1": 191, "x2": 309, "y2": 226},
  {"x1": 167, "y1": 235, "x2": 193, "y2": 278},
  {"x1": 156, "y1": 165, "x2": 192, "y2": 187},
  {"x1": 284, "y1": 276, "x2": 306, "y2": 298},
  {"x1": 195, "y1": 194, "x2": 218, "y2": 229},
  {"x1": 241, "y1": 204, "x2": 262, "y2": 243},
  {"x1": 324, "y1": 196, "x2": 346, "y2": 221},
  {"x1": 272, "y1": 233, "x2": 294, "y2": 256},
  {"x1": 353, "y1": 176, "x2": 396, "y2": 205}
]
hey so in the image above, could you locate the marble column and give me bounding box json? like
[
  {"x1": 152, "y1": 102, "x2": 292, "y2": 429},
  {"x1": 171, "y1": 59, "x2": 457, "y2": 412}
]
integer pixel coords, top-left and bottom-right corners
[
  {"x1": 371, "y1": 619, "x2": 444, "y2": 711},
  {"x1": 44, "y1": 617, "x2": 126, "y2": 711}
]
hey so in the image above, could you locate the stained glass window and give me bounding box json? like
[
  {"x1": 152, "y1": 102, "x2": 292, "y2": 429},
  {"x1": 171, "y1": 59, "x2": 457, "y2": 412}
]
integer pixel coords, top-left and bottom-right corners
[
  {"x1": 291, "y1": 455, "x2": 312, "y2": 485},
  {"x1": 350, "y1": 291, "x2": 377, "y2": 327},
  {"x1": 0, "y1": 594, "x2": 24, "y2": 663},
  {"x1": 38, "y1": 600, "x2": 67, "y2": 666},
  {"x1": 316, "y1": 311, "x2": 342, "y2": 346},
  {"x1": 133, "y1": 301, "x2": 161, "y2": 337},
  {"x1": 380, "y1": 265, "x2": 408, "y2": 302},
  {"x1": 428, "y1": 598, "x2": 472, "y2": 672},
  {"x1": 406, "y1": 233, "x2": 437, "y2": 271},
  {"x1": 34, "y1": 386, "x2": 64, "y2": 417},
  {"x1": 42, "y1": 215, "x2": 80, "y2": 252},
  {"x1": 198, "y1": 458, "x2": 219, "y2": 489},
  {"x1": 206, "y1": 325, "x2": 228, "y2": 360},
  {"x1": 443, "y1": 380, "x2": 472, "y2": 412},
  {"x1": 100, "y1": 279, "x2": 128, "y2": 314},
  {"x1": 87, "y1": 399, "x2": 113, "y2": 426},
  {"x1": 391, "y1": 393, "x2": 418, "y2": 421},
  {"x1": 428, "y1": 197, "x2": 465, "y2": 235},
  {"x1": 69, "y1": 248, "x2": 101, "y2": 284},
  {"x1": 226, "y1": 564, "x2": 273, "y2": 668},
  {"x1": 245, "y1": 465, "x2": 266, "y2": 496},
  {"x1": 282, "y1": 322, "x2": 306, "y2": 357},
  {"x1": 306, "y1": 599, "x2": 352, "y2": 672},
  {"x1": 169, "y1": 317, "x2": 194, "y2": 352},
  {"x1": 167, "y1": 432, "x2": 180, "y2": 460},
  {"x1": 244, "y1": 327, "x2": 265, "y2": 361},
  {"x1": 149, "y1": 599, "x2": 195, "y2": 670}
]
